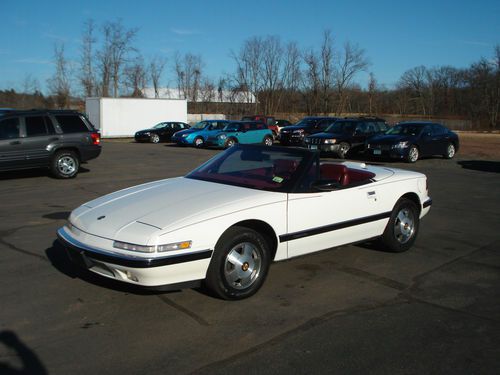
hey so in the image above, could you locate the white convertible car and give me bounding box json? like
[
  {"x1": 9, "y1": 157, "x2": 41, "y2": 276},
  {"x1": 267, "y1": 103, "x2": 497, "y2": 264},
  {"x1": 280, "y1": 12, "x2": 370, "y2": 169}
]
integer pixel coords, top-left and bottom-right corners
[{"x1": 57, "y1": 145, "x2": 432, "y2": 299}]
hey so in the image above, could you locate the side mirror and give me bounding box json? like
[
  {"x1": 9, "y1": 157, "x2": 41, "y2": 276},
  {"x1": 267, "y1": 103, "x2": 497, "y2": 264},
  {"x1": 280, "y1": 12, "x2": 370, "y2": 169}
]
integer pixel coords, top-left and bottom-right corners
[{"x1": 311, "y1": 180, "x2": 341, "y2": 191}]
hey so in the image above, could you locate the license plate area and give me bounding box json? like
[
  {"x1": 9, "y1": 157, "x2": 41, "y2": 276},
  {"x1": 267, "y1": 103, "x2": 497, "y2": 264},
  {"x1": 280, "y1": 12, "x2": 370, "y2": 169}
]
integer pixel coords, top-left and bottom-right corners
[
  {"x1": 373, "y1": 149, "x2": 382, "y2": 155},
  {"x1": 309, "y1": 145, "x2": 318, "y2": 150}
]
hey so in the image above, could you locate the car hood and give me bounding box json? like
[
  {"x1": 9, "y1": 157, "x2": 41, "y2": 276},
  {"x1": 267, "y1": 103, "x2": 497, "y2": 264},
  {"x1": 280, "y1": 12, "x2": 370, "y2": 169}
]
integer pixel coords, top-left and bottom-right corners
[
  {"x1": 69, "y1": 177, "x2": 285, "y2": 240},
  {"x1": 308, "y1": 132, "x2": 348, "y2": 139},
  {"x1": 368, "y1": 134, "x2": 415, "y2": 144},
  {"x1": 280, "y1": 125, "x2": 307, "y2": 132},
  {"x1": 175, "y1": 129, "x2": 199, "y2": 136}
]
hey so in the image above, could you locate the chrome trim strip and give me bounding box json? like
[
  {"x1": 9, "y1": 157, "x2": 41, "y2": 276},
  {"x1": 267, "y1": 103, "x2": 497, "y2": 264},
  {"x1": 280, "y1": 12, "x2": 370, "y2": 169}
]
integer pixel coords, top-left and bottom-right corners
[{"x1": 57, "y1": 227, "x2": 213, "y2": 268}]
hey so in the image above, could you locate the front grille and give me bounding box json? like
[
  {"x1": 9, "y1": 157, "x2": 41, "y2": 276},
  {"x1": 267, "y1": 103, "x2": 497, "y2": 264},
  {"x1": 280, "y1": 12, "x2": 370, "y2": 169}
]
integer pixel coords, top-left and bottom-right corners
[{"x1": 308, "y1": 138, "x2": 323, "y2": 145}]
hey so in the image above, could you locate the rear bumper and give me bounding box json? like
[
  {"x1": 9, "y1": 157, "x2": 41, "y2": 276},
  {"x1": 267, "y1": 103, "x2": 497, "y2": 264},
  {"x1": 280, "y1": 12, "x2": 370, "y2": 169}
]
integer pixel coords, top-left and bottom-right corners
[
  {"x1": 79, "y1": 145, "x2": 101, "y2": 162},
  {"x1": 56, "y1": 227, "x2": 212, "y2": 287}
]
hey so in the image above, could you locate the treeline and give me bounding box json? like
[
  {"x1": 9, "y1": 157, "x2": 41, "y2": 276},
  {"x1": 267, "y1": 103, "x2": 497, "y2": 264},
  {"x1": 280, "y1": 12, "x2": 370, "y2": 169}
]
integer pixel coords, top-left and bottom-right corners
[{"x1": 3, "y1": 19, "x2": 499, "y2": 129}]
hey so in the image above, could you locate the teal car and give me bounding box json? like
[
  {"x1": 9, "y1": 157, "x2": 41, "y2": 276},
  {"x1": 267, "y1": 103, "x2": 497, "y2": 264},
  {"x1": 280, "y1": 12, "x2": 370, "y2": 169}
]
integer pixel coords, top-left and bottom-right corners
[
  {"x1": 206, "y1": 121, "x2": 274, "y2": 148},
  {"x1": 172, "y1": 120, "x2": 229, "y2": 147}
]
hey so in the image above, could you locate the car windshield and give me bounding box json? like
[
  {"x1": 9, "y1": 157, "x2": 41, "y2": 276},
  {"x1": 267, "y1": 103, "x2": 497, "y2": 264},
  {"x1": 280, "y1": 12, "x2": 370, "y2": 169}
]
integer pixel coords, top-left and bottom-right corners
[
  {"x1": 295, "y1": 118, "x2": 318, "y2": 126},
  {"x1": 153, "y1": 123, "x2": 168, "y2": 129},
  {"x1": 223, "y1": 123, "x2": 240, "y2": 132},
  {"x1": 186, "y1": 145, "x2": 313, "y2": 192},
  {"x1": 325, "y1": 122, "x2": 355, "y2": 134},
  {"x1": 192, "y1": 122, "x2": 208, "y2": 130},
  {"x1": 386, "y1": 124, "x2": 424, "y2": 136}
]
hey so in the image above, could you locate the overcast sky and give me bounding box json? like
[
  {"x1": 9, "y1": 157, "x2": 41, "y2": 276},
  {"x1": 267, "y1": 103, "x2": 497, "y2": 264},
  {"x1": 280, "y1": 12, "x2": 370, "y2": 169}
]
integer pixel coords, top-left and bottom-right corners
[{"x1": 1, "y1": 0, "x2": 498, "y2": 93}]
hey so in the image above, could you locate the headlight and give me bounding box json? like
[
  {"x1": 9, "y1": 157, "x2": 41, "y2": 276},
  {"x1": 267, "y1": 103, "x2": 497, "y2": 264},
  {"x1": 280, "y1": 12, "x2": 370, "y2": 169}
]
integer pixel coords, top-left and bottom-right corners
[
  {"x1": 181, "y1": 134, "x2": 189, "y2": 138},
  {"x1": 113, "y1": 241, "x2": 155, "y2": 253},
  {"x1": 113, "y1": 240, "x2": 192, "y2": 253},
  {"x1": 218, "y1": 134, "x2": 227, "y2": 139},
  {"x1": 143, "y1": 132, "x2": 150, "y2": 136},
  {"x1": 304, "y1": 138, "x2": 311, "y2": 143},
  {"x1": 392, "y1": 141, "x2": 409, "y2": 149},
  {"x1": 324, "y1": 139, "x2": 336, "y2": 144},
  {"x1": 293, "y1": 129, "x2": 304, "y2": 134},
  {"x1": 366, "y1": 144, "x2": 371, "y2": 149}
]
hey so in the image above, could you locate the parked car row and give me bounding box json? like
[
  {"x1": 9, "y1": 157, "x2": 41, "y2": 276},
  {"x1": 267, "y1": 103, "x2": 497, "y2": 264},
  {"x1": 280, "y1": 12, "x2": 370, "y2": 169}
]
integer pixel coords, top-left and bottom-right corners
[{"x1": 135, "y1": 115, "x2": 458, "y2": 164}]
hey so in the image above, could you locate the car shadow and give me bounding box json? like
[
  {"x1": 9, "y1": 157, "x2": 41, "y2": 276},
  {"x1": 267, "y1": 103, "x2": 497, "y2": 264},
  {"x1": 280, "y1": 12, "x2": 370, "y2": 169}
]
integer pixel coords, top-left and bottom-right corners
[
  {"x1": 0, "y1": 330, "x2": 48, "y2": 375},
  {"x1": 0, "y1": 167, "x2": 90, "y2": 180},
  {"x1": 457, "y1": 160, "x2": 500, "y2": 173},
  {"x1": 45, "y1": 240, "x2": 183, "y2": 296}
]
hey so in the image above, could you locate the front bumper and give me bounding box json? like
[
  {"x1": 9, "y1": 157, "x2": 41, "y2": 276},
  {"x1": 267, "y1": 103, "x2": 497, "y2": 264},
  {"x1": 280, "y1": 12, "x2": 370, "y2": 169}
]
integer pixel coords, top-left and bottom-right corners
[
  {"x1": 134, "y1": 134, "x2": 151, "y2": 142},
  {"x1": 279, "y1": 133, "x2": 304, "y2": 145},
  {"x1": 172, "y1": 136, "x2": 192, "y2": 145},
  {"x1": 306, "y1": 143, "x2": 341, "y2": 153},
  {"x1": 366, "y1": 145, "x2": 409, "y2": 159},
  {"x1": 57, "y1": 227, "x2": 212, "y2": 288}
]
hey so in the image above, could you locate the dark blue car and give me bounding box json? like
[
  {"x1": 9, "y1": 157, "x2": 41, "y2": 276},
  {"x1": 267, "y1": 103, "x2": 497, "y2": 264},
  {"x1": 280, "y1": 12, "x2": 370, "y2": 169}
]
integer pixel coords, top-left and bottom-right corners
[
  {"x1": 366, "y1": 122, "x2": 459, "y2": 163},
  {"x1": 171, "y1": 120, "x2": 229, "y2": 147}
]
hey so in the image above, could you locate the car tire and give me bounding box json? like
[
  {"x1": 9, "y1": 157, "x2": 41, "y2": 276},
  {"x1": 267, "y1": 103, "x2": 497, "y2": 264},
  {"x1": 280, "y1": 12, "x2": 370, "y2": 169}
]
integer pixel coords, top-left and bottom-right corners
[
  {"x1": 380, "y1": 198, "x2": 419, "y2": 252},
  {"x1": 50, "y1": 150, "x2": 80, "y2": 179},
  {"x1": 337, "y1": 142, "x2": 350, "y2": 159},
  {"x1": 224, "y1": 137, "x2": 237, "y2": 148},
  {"x1": 205, "y1": 226, "x2": 271, "y2": 300},
  {"x1": 406, "y1": 145, "x2": 419, "y2": 163},
  {"x1": 150, "y1": 134, "x2": 160, "y2": 143},
  {"x1": 263, "y1": 135, "x2": 273, "y2": 146},
  {"x1": 194, "y1": 137, "x2": 205, "y2": 148},
  {"x1": 444, "y1": 143, "x2": 456, "y2": 159}
]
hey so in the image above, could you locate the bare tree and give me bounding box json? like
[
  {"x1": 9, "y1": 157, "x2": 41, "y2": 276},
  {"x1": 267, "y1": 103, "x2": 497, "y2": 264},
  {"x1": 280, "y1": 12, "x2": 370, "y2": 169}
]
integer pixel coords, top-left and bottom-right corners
[
  {"x1": 302, "y1": 48, "x2": 321, "y2": 114},
  {"x1": 80, "y1": 19, "x2": 96, "y2": 97},
  {"x1": 319, "y1": 30, "x2": 334, "y2": 114},
  {"x1": 124, "y1": 56, "x2": 147, "y2": 97},
  {"x1": 149, "y1": 56, "x2": 167, "y2": 98},
  {"x1": 174, "y1": 52, "x2": 204, "y2": 102},
  {"x1": 96, "y1": 20, "x2": 138, "y2": 97},
  {"x1": 368, "y1": 72, "x2": 377, "y2": 114},
  {"x1": 48, "y1": 43, "x2": 71, "y2": 108},
  {"x1": 335, "y1": 41, "x2": 369, "y2": 114},
  {"x1": 399, "y1": 65, "x2": 429, "y2": 115},
  {"x1": 231, "y1": 37, "x2": 263, "y2": 111}
]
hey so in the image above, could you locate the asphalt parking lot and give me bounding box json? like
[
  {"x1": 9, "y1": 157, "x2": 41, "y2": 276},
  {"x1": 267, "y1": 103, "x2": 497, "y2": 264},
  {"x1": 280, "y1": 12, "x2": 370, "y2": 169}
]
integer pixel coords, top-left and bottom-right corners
[{"x1": 1, "y1": 141, "x2": 499, "y2": 374}]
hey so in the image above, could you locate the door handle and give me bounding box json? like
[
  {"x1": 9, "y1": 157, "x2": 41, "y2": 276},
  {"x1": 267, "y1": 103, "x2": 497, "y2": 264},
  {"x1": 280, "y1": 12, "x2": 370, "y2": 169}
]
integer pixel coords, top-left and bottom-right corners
[
  {"x1": 9, "y1": 140, "x2": 21, "y2": 145},
  {"x1": 49, "y1": 137, "x2": 59, "y2": 141},
  {"x1": 367, "y1": 191, "x2": 377, "y2": 200}
]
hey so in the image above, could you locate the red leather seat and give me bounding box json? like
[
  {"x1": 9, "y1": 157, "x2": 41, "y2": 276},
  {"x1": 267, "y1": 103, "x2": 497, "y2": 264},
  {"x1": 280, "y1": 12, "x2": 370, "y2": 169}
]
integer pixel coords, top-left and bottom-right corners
[
  {"x1": 320, "y1": 164, "x2": 349, "y2": 185},
  {"x1": 273, "y1": 159, "x2": 299, "y2": 179}
]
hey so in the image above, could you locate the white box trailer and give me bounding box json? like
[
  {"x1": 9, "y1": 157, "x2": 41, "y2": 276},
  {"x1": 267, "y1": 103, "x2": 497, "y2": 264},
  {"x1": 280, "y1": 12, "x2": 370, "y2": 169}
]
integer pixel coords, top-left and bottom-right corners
[{"x1": 85, "y1": 97, "x2": 187, "y2": 138}]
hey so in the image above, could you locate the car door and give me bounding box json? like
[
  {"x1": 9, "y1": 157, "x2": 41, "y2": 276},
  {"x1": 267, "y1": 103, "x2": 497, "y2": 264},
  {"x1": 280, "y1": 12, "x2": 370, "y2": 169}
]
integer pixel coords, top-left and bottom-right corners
[
  {"x1": 418, "y1": 125, "x2": 434, "y2": 156},
  {"x1": 21, "y1": 115, "x2": 56, "y2": 166},
  {"x1": 0, "y1": 116, "x2": 23, "y2": 170},
  {"x1": 431, "y1": 124, "x2": 448, "y2": 154},
  {"x1": 286, "y1": 180, "x2": 385, "y2": 258}
]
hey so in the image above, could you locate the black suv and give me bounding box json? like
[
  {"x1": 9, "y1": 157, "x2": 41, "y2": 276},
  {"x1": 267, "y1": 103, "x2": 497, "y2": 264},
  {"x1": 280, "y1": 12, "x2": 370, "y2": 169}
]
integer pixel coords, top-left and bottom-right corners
[
  {"x1": 0, "y1": 109, "x2": 101, "y2": 178},
  {"x1": 304, "y1": 117, "x2": 388, "y2": 158},
  {"x1": 279, "y1": 116, "x2": 338, "y2": 146}
]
